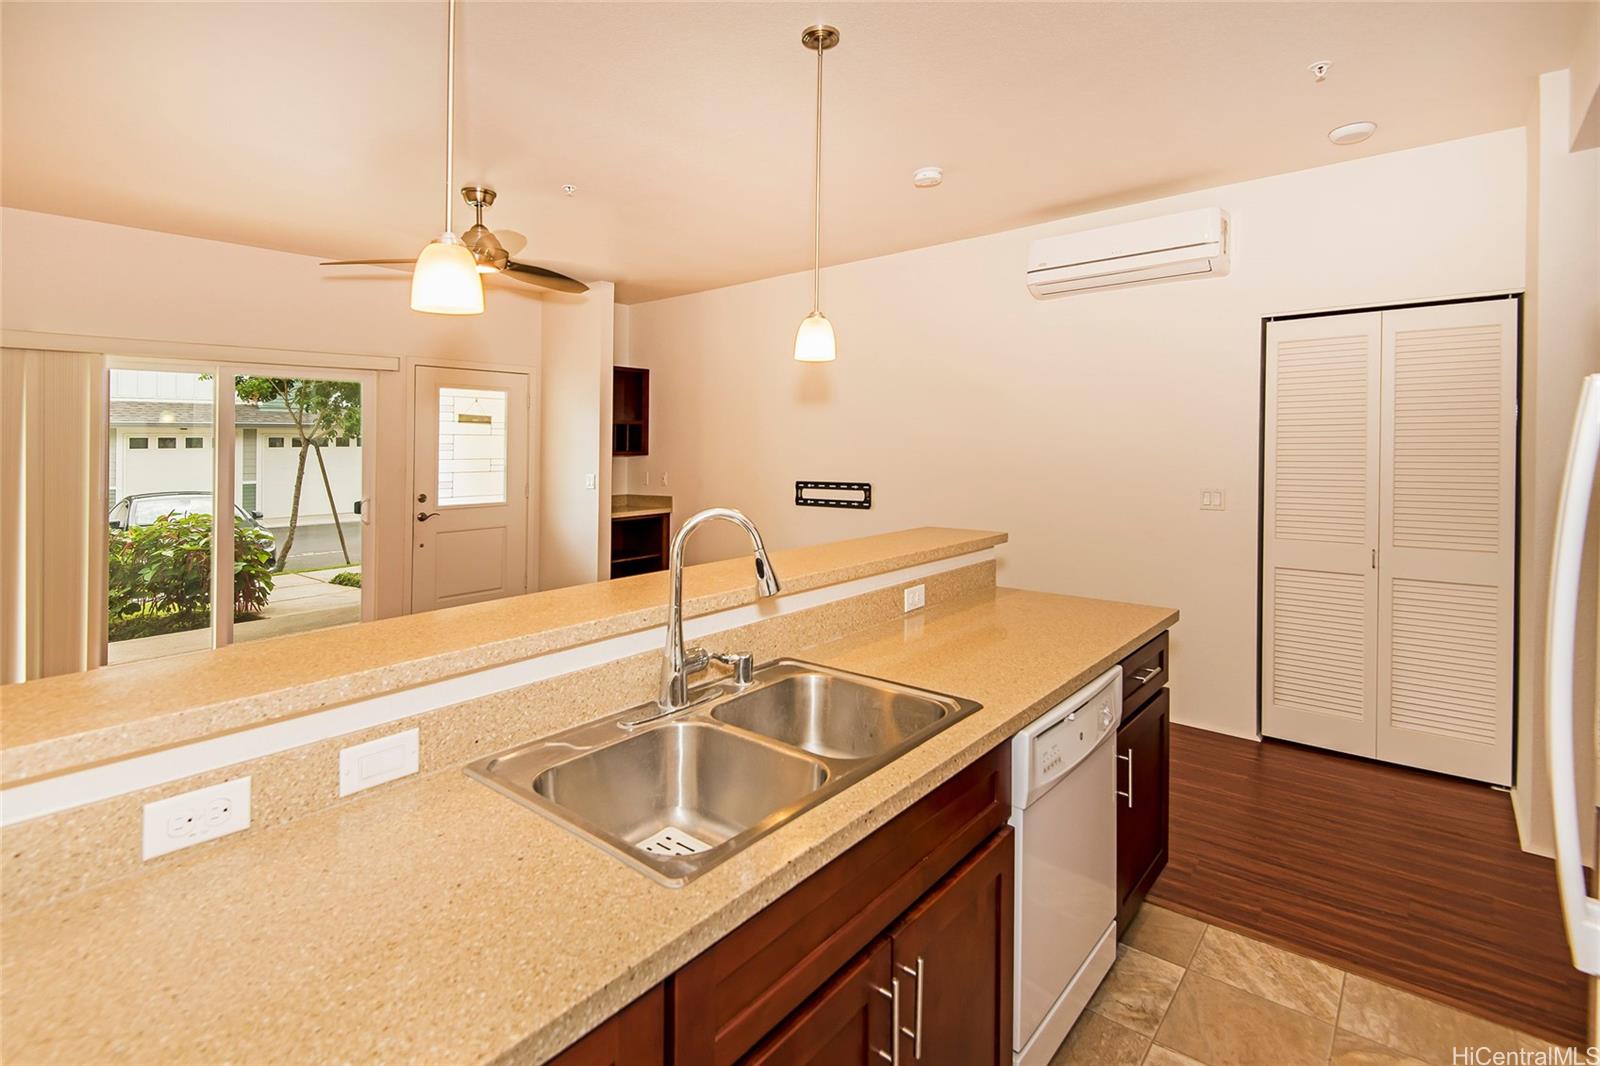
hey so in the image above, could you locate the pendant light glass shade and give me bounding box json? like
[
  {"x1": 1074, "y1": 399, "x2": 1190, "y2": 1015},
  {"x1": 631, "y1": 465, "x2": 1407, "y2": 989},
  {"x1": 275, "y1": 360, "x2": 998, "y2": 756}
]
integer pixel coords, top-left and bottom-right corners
[
  {"x1": 412, "y1": 0, "x2": 483, "y2": 316},
  {"x1": 411, "y1": 232, "x2": 484, "y2": 315},
  {"x1": 794, "y1": 310, "x2": 836, "y2": 362}
]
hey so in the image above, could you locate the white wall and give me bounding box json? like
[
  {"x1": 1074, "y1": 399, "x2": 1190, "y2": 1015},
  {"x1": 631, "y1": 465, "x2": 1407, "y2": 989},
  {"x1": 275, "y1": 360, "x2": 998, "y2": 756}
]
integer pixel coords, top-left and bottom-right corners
[
  {"x1": 1515, "y1": 70, "x2": 1600, "y2": 857},
  {"x1": 0, "y1": 207, "x2": 543, "y2": 620},
  {"x1": 626, "y1": 130, "x2": 1528, "y2": 740},
  {"x1": 538, "y1": 282, "x2": 614, "y2": 589}
]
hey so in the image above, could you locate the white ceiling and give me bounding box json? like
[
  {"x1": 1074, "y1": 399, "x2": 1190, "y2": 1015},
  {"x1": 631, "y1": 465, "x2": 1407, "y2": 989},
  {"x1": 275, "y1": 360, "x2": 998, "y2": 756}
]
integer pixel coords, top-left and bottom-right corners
[{"x1": 1, "y1": 2, "x2": 1588, "y2": 303}]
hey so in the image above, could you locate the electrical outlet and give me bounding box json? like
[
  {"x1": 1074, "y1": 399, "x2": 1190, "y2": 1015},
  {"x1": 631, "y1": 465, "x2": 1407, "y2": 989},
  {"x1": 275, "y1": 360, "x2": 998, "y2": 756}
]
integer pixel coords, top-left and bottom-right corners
[
  {"x1": 660, "y1": 472, "x2": 669, "y2": 487},
  {"x1": 1200, "y1": 489, "x2": 1226, "y2": 511},
  {"x1": 339, "y1": 728, "x2": 420, "y2": 797},
  {"x1": 903, "y1": 583, "x2": 926, "y2": 612},
  {"x1": 142, "y1": 777, "x2": 251, "y2": 860}
]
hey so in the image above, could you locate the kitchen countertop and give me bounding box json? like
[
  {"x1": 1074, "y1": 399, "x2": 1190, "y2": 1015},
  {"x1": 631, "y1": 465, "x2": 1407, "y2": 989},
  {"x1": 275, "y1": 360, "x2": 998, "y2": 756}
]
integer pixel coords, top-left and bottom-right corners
[
  {"x1": 611, "y1": 493, "x2": 672, "y2": 518},
  {"x1": 0, "y1": 585, "x2": 1176, "y2": 1065},
  {"x1": 0, "y1": 526, "x2": 1003, "y2": 784}
]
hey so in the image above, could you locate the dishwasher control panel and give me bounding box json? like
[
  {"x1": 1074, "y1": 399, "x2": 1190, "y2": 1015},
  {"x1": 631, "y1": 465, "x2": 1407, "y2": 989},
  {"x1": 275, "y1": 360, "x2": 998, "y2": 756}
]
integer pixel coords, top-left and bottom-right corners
[{"x1": 1011, "y1": 666, "x2": 1122, "y2": 806}]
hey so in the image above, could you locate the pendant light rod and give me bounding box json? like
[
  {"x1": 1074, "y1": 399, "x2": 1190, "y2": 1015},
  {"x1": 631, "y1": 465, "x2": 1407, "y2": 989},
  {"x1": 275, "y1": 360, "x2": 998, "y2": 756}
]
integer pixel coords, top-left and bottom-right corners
[
  {"x1": 443, "y1": 0, "x2": 458, "y2": 236},
  {"x1": 801, "y1": 25, "x2": 838, "y2": 313},
  {"x1": 811, "y1": 37, "x2": 822, "y2": 312}
]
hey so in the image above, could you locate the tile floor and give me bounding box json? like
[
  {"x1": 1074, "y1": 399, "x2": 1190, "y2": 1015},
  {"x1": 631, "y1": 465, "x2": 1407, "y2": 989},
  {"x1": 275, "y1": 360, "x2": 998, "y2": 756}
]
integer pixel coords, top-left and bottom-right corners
[{"x1": 1049, "y1": 903, "x2": 1582, "y2": 1066}]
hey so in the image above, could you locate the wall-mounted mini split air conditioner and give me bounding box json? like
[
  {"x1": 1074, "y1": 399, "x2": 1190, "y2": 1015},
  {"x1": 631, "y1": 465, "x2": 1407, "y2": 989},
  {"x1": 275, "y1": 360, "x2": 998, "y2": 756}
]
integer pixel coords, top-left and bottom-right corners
[{"x1": 1025, "y1": 207, "x2": 1230, "y2": 298}]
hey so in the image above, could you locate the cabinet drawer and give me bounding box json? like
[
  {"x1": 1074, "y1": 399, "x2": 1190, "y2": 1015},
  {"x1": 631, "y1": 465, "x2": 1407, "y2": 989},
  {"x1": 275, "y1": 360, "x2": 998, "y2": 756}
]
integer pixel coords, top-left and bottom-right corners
[
  {"x1": 668, "y1": 748, "x2": 1009, "y2": 1066},
  {"x1": 1118, "y1": 631, "x2": 1169, "y2": 718}
]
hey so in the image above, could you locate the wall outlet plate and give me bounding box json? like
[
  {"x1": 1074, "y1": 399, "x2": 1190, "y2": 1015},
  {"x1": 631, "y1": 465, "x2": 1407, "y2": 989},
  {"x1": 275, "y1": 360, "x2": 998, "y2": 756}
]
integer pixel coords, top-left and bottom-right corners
[
  {"x1": 142, "y1": 776, "x2": 251, "y2": 860},
  {"x1": 1200, "y1": 489, "x2": 1226, "y2": 511},
  {"x1": 339, "y1": 728, "x2": 420, "y2": 797},
  {"x1": 903, "y1": 584, "x2": 926, "y2": 612}
]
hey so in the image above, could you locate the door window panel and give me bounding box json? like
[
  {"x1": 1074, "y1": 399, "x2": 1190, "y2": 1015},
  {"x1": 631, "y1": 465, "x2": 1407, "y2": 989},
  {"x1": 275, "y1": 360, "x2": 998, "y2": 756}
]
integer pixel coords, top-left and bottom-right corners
[
  {"x1": 437, "y1": 387, "x2": 508, "y2": 506},
  {"x1": 233, "y1": 375, "x2": 364, "y2": 646},
  {"x1": 107, "y1": 370, "x2": 214, "y2": 665}
]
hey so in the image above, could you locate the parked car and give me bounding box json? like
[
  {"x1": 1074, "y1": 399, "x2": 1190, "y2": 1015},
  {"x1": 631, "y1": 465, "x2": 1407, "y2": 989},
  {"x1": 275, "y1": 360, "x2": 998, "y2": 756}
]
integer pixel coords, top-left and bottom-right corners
[{"x1": 109, "y1": 492, "x2": 276, "y2": 552}]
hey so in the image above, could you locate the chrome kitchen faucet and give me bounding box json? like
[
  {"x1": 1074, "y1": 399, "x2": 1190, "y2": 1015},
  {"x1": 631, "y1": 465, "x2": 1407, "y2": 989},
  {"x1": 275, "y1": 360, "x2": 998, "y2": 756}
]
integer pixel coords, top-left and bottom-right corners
[{"x1": 629, "y1": 508, "x2": 780, "y2": 725}]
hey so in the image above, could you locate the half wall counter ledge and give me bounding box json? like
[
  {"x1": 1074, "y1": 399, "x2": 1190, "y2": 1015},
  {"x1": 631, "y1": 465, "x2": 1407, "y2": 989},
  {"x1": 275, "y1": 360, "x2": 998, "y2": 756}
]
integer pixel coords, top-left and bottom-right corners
[{"x1": 0, "y1": 526, "x2": 1008, "y2": 787}]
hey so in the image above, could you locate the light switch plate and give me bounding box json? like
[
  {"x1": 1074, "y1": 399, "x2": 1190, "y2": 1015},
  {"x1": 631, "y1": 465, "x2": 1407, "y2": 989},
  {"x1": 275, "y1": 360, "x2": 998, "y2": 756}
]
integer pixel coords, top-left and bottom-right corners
[
  {"x1": 584, "y1": 473, "x2": 597, "y2": 490},
  {"x1": 903, "y1": 584, "x2": 926, "y2": 612},
  {"x1": 142, "y1": 777, "x2": 251, "y2": 860},
  {"x1": 339, "y1": 728, "x2": 420, "y2": 797}
]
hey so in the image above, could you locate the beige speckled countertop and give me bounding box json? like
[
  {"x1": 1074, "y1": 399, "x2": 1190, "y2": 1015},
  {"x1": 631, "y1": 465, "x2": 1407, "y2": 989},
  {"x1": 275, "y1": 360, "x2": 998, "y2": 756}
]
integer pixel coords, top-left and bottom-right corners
[
  {"x1": 611, "y1": 493, "x2": 672, "y2": 518},
  {"x1": 0, "y1": 585, "x2": 1175, "y2": 1066},
  {"x1": 0, "y1": 527, "x2": 1003, "y2": 784}
]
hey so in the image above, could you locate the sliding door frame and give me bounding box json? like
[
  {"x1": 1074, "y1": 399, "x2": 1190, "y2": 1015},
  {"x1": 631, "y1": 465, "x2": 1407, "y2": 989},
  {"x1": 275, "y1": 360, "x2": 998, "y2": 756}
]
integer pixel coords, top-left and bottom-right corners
[
  {"x1": 102, "y1": 356, "x2": 379, "y2": 660},
  {"x1": 1253, "y1": 291, "x2": 1524, "y2": 781}
]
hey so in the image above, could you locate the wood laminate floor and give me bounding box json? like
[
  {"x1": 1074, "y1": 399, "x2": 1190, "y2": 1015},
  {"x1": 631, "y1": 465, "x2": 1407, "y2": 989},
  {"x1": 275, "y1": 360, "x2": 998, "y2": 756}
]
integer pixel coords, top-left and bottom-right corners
[{"x1": 1147, "y1": 724, "x2": 1588, "y2": 1046}]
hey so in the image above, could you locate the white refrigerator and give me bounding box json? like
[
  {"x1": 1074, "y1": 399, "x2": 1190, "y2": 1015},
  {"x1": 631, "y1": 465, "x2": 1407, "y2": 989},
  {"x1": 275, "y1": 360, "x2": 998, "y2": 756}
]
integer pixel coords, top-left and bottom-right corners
[{"x1": 1548, "y1": 372, "x2": 1600, "y2": 1040}]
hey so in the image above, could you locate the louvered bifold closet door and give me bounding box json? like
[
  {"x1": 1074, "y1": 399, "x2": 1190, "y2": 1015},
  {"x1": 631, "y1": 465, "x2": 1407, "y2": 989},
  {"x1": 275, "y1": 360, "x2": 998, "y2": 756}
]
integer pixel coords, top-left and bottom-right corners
[
  {"x1": 1262, "y1": 314, "x2": 1382, "y2": 756},
  {"x1": 1376, "y1": 301, "x2": 1516, "y2": 785}
]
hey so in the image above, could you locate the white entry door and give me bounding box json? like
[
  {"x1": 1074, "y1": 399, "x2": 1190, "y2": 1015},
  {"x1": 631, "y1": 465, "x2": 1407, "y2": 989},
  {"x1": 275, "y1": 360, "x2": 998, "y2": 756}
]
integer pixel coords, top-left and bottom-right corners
[{"x1": 411, "y1": 366, "x2": 530, "y2": 613}]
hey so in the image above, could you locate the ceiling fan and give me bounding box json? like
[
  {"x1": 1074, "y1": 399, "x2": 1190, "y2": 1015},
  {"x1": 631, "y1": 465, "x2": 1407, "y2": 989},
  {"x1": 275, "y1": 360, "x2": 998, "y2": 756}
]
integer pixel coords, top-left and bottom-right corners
[
  {"x1": 320, "y1": 185, "x2": 588, "y2": 295},
  {"x1": 320, "y1": 0, "x2": 585, "y2": 310}
]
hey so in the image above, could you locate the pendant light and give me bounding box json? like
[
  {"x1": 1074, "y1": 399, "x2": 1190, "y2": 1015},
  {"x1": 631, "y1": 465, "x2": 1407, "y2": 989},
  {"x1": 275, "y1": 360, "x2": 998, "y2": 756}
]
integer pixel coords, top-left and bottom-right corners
[
  {"x1": 794, "y1": 25, "x2": 839, "y2": 362},
  {"x1": 411, "y1": 0, "x2": 484, "y2": 316}
]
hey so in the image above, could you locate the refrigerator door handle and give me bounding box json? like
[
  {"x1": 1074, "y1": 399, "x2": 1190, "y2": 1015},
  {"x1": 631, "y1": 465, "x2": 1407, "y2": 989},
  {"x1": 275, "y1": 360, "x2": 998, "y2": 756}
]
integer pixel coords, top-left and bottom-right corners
[{"x1": 1547, "y1": 373, "x2": 1600, "y2": 975}]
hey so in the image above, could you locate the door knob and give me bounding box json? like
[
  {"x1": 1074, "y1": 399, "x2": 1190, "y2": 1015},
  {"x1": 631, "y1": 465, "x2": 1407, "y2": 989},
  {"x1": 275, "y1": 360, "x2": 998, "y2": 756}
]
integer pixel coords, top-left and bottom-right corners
[{"x1": 416, "y1": 511, "x2": 440, "y2": 522}]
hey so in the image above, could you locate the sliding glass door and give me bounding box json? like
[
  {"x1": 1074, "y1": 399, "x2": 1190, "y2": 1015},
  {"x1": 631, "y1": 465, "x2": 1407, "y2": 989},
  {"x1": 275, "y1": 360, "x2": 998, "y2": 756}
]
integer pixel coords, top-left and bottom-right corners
[{"x1": 106, "y1": 363, "x2": 372, "y2": 665}]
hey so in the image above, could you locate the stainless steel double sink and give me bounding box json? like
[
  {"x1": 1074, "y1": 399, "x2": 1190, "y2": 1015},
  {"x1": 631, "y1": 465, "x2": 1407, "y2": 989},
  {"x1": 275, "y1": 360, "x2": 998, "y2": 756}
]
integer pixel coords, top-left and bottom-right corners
[{"x1": 466, "y1": 660, "x2": 981, "y2": 886}]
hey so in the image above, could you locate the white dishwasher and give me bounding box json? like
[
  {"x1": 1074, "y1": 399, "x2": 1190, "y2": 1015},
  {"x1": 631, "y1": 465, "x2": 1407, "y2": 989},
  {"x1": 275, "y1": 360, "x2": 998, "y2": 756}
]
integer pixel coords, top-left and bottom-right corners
[{"x1": 1009, "y1": 665, "x2": 1121, "y2": 1066}]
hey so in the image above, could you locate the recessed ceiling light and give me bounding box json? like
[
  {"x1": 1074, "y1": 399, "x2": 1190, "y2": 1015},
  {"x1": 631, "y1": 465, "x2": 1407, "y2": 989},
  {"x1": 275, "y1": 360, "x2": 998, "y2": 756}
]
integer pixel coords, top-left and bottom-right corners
[
  {"x1": 1329, "y1": 121, "x2": 1377, "y2": 146},
  {"x1": 912, "y1": 166, "x2": 943, "y2": 188}
]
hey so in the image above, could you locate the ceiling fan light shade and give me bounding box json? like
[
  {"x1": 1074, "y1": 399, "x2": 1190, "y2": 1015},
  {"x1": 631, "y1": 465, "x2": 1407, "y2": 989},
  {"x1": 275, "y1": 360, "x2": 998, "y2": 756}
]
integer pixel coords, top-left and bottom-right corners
[
  {"x1": 793, "y1": 310, "x2": 836, "y2": 362},
  {"x1": 410, "y1": 233, "x2": 484, "y2": 315}
]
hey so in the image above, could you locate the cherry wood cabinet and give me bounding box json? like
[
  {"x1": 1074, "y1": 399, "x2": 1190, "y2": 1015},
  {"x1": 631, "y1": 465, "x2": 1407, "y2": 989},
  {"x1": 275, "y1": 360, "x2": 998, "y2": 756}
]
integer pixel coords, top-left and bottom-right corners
[
  {"x1": 667, "y1": 749, "x2": 1008, "y2": 1065},
  {"x1": 885, "y1": 828, "x2": 1013, "y2": 1066},
  {"x1": 1115, "y1": 633, "x2": 1171, "y2": 933},
  {"x1": 745, "y1": 829, "x2": 1014, "y2": 1066},
  {"x1": 743, "y1": 941, "x2": 895, "y2": 1065},
  {"x1": 548, "y1": 985, "x2": 664, "y2": 1066}
]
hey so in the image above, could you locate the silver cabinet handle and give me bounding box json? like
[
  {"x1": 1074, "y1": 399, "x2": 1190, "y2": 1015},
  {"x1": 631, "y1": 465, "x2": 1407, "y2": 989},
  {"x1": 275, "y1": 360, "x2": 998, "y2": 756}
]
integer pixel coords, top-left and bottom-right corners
[
  {"x1": 873, "y1": 978, "x2": 901, "y2": 1065},
  {"x1": 1117, "y1": 750, "x2": 1134, "y2": 807},
  {"x1": 1131, "y1": 665, "x2": 1161, "y2": 685},
  {"x1": 898, "y1": 958, "x2": 924, "y2": 1059}
]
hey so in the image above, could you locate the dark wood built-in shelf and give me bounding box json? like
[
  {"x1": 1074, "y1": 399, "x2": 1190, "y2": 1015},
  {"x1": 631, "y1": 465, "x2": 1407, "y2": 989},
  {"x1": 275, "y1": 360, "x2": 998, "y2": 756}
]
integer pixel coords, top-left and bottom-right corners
[
  {"x1": 610, "y1": 511, "x2": 668, "y2": 578},
  {"x1": 613, "y1": 367, "x2": 649, "y2": 457}
]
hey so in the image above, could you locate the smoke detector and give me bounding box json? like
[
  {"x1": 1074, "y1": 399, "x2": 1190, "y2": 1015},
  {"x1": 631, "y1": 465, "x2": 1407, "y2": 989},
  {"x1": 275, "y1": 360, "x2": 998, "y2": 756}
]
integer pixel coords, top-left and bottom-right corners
[
  {"x1": 912, "y1": 166, "x2": 943, "y2": 188},
  {"x1": 1328, "y1": 121, "x2": 1377, "y2": 146}
]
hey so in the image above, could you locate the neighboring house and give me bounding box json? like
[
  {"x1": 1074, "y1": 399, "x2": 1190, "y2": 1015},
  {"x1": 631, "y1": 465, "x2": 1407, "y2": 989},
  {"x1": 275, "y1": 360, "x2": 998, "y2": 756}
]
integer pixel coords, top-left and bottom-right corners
[{"x1": 108, "y1": 371, "x2": 362, "y2": 525}]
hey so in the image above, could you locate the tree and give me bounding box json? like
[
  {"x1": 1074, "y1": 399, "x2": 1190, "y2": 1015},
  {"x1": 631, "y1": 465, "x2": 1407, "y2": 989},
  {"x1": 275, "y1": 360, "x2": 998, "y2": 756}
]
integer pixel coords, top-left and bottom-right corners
[{"x1": 233, "y1": 378, "x2": 361, "y2": 572}]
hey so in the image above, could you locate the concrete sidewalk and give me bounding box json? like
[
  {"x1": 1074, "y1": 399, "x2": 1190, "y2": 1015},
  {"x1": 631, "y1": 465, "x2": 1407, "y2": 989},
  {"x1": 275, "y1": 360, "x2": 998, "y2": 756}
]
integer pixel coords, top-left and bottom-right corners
[{"x1": 108, "y1": 568, "x2": 362, "y2": 664}]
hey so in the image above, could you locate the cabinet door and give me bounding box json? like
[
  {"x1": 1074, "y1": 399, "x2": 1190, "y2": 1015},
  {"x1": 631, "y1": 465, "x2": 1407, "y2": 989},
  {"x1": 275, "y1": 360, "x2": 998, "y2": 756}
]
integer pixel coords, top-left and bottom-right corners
[
  {"x1": 1115, "y1": 690, "x2": 1169, "y2": 931},
  {"x1": 744, "y1": 940, "x2": 895, "y2": 1066},
  {"x1": 887, "y1": 828, "x2": 1014, "y2": 1066}
]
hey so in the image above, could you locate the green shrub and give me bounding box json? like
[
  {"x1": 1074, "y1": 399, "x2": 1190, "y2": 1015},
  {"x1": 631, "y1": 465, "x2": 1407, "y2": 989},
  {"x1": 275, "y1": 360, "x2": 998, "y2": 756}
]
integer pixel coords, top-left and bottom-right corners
[
  {"x1": 108, "y1": 514, "x2": 275, "y2": 638},
  {"x1": 329, "y1": 571, "x2": 361, "y2": 588}
]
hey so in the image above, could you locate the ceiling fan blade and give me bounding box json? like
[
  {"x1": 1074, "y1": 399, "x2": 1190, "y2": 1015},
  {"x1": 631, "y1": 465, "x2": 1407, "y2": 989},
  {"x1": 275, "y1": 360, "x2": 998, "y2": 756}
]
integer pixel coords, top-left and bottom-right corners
[
  {"x1": 502, "y1": 261, "x2": 589, "y2": 294},
  {"x1": 494, "y1": 230, "x2": 527, "y2": 257},
  {"x1": 320, "y1": 258, "x2": 415, "y2": 266}
]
